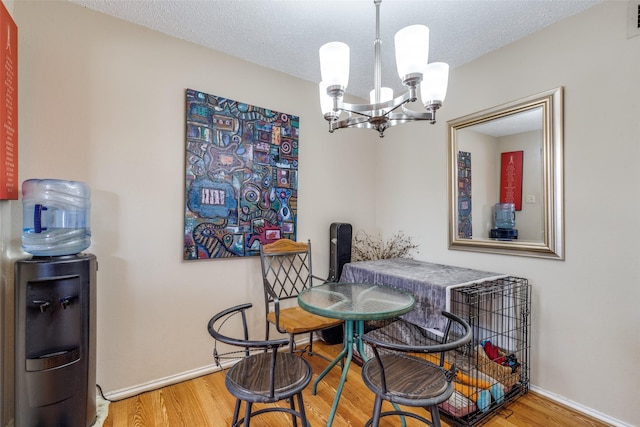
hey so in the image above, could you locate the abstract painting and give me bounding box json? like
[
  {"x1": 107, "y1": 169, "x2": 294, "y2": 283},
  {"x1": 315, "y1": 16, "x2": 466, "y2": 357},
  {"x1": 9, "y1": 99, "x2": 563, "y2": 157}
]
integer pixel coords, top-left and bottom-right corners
[
  {"x1": 457, "y1": 151, "x2": 472, "y2": 239},
  {"x1": 184, "y1": 89, "x2": 299, "y2": 260}
]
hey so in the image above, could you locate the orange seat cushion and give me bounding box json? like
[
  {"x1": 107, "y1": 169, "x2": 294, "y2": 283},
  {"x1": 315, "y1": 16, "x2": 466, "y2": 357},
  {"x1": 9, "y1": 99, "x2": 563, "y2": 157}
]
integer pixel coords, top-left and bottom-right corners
[{"x1": 267, "y1": 306, "x2": 343, "y2": 334}]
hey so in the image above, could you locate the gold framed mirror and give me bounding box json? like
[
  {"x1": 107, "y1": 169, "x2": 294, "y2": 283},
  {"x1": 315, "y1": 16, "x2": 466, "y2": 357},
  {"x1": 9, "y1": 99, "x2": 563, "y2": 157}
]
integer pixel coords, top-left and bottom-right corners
[{"x1": 448, "y1": 87, "x2": 564, "y2": 259}]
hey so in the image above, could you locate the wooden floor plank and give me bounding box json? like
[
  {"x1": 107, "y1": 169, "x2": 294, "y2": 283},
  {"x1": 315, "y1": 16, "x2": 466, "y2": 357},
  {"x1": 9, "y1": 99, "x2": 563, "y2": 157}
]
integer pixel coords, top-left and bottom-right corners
[{"x1": 103, "y1": 341, "x2": 611, "y2": 426}]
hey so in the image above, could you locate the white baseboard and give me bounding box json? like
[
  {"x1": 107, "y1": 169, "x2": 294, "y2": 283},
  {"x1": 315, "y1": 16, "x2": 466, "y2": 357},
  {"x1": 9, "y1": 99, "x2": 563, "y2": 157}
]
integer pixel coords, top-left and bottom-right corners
[
  {"x1": 530, "y1": 385, "x2": 631, "y2": 427},
  {"x1": 101, "y1": 336, "x2": 314, "y2": 401},
  {"x1": 103, "y1": 363, "x2": 225, "y2": 402},
  {"x1": 102, "y1": 336, "x2": 315, "y2": 401}
]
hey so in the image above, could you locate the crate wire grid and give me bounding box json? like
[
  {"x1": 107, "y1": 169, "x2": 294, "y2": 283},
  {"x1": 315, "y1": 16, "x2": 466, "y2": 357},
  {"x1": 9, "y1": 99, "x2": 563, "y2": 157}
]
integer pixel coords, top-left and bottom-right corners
[{"x1": 443, "y1": 276, "x2": 531, "y2": 426}]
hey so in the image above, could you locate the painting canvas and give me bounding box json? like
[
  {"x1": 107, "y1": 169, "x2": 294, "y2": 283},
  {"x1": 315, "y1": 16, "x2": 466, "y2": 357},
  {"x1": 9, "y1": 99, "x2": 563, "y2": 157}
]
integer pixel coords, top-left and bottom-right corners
[
  {"x1": 457, "y1": 151, "x2": 472, "y2": 239},
  {"x1": 499, "y1": 150, "x2": 523, "y2": 211},
  {"x1": 184, "y1": 89, "x2": 299, "y2": 260}
]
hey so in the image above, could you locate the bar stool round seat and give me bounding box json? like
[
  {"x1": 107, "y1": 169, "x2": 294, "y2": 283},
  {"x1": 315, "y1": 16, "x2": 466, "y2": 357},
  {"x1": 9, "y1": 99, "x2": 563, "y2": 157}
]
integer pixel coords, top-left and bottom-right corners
[
  {"x1": 361, "y1": 353, "x2": 454, "y2": 425},
  {"x1": 208, "y1": 303, "x2": 312, "y2": 427},
  {"x1": 360, "y1": 311, "x2": 472, "y2": 427},
  {"x1": 225, "y1": 351, "x2": 312, "y2": 404}
]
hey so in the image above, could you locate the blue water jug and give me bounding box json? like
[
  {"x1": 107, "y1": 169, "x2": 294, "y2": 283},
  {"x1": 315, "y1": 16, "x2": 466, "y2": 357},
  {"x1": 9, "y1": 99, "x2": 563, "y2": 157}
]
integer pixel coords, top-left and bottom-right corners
[
  {"x1": 494, "y1": 203, "x2": 515, "y2": 229},
  {"x1": 22, "y1": 179, "x2": 91, "y2": 256}
]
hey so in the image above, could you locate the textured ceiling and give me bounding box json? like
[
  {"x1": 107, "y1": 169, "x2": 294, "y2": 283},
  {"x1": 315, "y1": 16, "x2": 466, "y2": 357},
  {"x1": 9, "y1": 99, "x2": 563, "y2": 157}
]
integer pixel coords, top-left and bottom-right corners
[{"x1": 68, "y1": 0, "x2": 601, "y2": 100}]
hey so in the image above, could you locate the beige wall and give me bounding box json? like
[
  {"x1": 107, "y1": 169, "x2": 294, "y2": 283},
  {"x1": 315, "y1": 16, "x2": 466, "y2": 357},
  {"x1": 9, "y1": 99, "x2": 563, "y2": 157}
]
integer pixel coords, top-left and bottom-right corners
[
  {"x1": 376, "y1": 1, "x2": 639, "y2": 425},
  {"x1": 1, "y1": 1, "x2": 638, "y2": 426},
  {"x1": 2, "y1": 1, "x2": 377, "y2": 423}
]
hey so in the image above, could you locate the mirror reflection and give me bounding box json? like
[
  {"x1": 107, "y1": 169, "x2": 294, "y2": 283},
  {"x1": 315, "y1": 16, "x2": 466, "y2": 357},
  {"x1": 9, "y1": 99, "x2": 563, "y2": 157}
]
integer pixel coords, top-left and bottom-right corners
[{"x1": 448, "y1": 87, "x2": 564, "y2": 259}]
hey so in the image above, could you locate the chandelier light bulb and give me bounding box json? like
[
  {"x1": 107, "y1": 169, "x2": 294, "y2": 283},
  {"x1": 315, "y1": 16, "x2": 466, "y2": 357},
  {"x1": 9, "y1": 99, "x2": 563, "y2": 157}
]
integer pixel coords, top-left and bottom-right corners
[
  {"x1": 319, "y1": 42, "x2": 350, "y2": 88},
  {"x1": 319, "y1": 81, "x2": 333, "y2": 115},
  {"x1": 369, "y1": 87, "x2": 393, "y2": 104},
  {"x1": 394, "y1": 24, "x2": 430, "y2": 82},
  {"x1": 421, "y1": 62, "x2": 450, "y2": 105}
]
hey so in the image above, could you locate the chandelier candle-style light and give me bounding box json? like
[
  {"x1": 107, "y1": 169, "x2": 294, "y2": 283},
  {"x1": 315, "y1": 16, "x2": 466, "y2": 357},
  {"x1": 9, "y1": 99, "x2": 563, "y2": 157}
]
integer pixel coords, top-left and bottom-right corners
[{"x1": 319, "y1": 0, "x2": 449, "y2": 137}]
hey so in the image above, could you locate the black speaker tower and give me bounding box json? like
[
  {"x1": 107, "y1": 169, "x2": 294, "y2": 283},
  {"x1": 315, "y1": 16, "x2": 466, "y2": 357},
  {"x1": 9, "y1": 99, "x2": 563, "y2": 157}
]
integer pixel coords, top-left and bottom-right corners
[
  {"x1": 328, "y1": 222, "x2": 352, "y2": 282},
  {"x1": 321, "y1": 223, "x2": 352, "y2": 344}
]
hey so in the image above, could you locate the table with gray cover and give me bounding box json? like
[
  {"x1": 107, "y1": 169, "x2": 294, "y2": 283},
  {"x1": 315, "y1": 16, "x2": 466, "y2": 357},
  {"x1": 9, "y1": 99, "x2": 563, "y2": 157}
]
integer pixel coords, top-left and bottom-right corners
[{"x1": 340, "y1": 258, "x2": 506, "y2": 332}]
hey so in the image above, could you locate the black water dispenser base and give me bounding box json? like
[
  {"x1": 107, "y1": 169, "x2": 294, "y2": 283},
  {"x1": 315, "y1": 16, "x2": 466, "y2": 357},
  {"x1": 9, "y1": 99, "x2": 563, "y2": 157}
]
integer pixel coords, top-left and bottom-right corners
[
  {"x1": 490, "y1": 228, "x2": 518, "y2": 240},
  {"x1": 15, "y1": 254, "x2": 97, "y2": 427}
]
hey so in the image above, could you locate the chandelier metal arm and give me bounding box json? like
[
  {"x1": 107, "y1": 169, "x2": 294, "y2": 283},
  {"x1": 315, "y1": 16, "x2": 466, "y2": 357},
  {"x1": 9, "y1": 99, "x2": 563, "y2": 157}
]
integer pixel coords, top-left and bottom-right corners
[
  {"x1": 328, "y1": 115, "x2": 372, "y2": 132},
  {"x1": 390, "y1": 109, "x2": 436, "y2": 125},
  {"x1": 398, "y1": 104, "x2": 438, "y2": 122},
  {"x1": 337, "y1": 90, "x2": 413, "y2": 116},
  {"x1": 327, "y1": 89, "x2": 435, "y2": 136}
]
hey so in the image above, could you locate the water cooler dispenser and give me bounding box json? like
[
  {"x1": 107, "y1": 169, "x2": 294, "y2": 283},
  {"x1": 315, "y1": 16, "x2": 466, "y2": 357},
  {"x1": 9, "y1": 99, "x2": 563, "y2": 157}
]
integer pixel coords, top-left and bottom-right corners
[
  {"x1": 15, "y1": 179, "x2": 97, "y2": 427},
  {"x1": 489, "y1": 202, "x2": 518, "y2": 240}
]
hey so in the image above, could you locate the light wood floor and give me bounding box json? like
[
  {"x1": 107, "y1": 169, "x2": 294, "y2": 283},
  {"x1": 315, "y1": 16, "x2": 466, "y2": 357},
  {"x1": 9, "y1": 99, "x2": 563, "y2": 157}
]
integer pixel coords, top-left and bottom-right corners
[{"x1": 103, "y1": 341, "x2": 611, "y2": 427}]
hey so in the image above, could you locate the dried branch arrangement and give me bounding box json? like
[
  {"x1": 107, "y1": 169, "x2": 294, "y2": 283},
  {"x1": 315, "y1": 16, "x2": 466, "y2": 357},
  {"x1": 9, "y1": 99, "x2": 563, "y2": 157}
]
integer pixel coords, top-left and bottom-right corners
[{"x1": 351, "y1": 230, "x2": 419, "y2": 262}]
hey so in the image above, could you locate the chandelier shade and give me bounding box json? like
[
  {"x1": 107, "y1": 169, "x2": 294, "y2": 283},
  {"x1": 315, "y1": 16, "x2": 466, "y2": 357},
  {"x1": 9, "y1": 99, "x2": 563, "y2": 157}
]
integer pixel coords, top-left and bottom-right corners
[
  {"x1": 319, "y1": 42, "x2": 350, "y2": 88},
  {"x1": 370, "y1": 87, "x2": 393, "y2": 104},
  {"x1": 319, "y1": 81, "x2": 334, "y2": 117},
  {"x1": 394, "y1": 24, "x2": 430, "y2": 82},
  {"x1": 421, "y1": 62, "x2": 450, "y2": 106},
  {"x1": 318, "y1": 0, "x2": 449, "y2": 137}
]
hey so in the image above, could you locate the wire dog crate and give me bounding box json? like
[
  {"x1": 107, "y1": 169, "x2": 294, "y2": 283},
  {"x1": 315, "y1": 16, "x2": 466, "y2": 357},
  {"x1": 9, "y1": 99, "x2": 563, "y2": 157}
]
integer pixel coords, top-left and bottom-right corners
[
  {"x1": 441, "y1": 276, "x2": 531, "y2": 426},
  {"x1": 360, "y1": 276, "x2": 530, "y2": 427}
]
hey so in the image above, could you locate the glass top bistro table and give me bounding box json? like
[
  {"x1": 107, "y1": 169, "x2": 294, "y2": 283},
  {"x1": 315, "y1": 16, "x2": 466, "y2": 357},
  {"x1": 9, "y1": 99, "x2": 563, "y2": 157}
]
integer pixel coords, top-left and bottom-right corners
[{"x1": 298, "y1": 281, "x2": 415, "y2": 426}]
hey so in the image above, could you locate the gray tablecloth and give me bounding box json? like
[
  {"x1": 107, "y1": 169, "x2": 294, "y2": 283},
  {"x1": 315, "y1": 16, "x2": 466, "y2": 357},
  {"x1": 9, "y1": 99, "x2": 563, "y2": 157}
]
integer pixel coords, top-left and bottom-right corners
[{"x1": 340, "y1": 258, "x2": 505, "y2": 332}]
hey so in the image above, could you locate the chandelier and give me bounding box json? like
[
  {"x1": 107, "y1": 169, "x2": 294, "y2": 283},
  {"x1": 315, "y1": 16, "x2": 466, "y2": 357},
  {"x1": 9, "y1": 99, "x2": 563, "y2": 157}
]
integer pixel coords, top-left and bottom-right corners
[{"x1": 318, "y1": 0, "x2": 449, "y2": 138}]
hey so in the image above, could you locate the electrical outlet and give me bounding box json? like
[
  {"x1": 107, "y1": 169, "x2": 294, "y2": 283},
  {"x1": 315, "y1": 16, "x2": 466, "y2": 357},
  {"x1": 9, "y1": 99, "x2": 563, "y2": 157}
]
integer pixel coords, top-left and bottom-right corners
[
  {"x1": 628, "y1": 0, "x2": 640, "y2": 39},
  {"x1": 526, "y1": 195, "x2": 536, "y2": 204}
]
